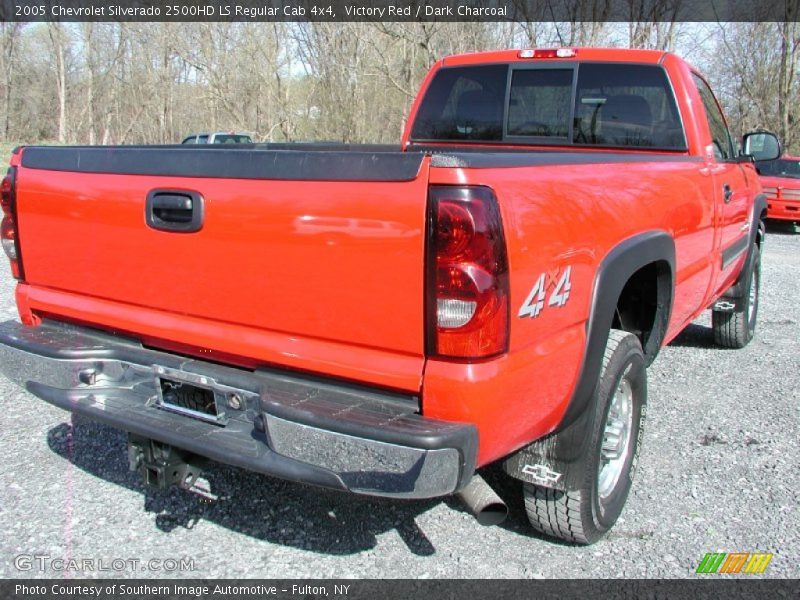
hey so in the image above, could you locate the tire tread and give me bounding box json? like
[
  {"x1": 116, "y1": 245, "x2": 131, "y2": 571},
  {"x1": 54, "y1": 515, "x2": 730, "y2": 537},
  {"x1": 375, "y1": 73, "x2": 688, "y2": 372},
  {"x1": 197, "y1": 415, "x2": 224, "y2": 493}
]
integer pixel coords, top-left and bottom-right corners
[
  {"x1": 712, "y1": 243, "x2": 760, "y2": 349},
  {"x1": 524, "y1": 485, "x2": 589, "y2": 544},
  {"x1": 522, "y1": 329, "x2": 643, "y2": 545},
  {"x1": 712, "y1": 309, "x2": 747, "y2": 348}
]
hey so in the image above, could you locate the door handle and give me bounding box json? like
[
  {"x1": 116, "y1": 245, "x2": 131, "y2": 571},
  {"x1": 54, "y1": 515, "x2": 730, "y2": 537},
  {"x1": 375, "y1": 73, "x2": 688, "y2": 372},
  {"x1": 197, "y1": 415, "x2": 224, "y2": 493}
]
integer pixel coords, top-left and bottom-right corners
[
  {"x1": 146, "y1": 190, "x2": 204, "y2": 233},
  {"x1": 723, "y1": 184, "x2": 733, "y2": 204}
]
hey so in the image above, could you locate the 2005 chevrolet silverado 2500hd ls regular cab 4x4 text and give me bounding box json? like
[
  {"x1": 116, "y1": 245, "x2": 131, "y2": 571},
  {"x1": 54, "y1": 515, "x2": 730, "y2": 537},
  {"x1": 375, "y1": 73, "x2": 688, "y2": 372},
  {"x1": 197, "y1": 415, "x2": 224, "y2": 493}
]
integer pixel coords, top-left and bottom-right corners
[{"x1": 0, "y1": 48, "x2": 780, "y2": 544}]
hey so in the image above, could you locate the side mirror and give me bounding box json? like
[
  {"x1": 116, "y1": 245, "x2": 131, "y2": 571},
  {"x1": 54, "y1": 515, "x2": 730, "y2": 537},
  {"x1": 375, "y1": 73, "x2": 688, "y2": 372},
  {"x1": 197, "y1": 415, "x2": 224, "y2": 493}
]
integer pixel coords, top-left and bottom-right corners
[{"x1": 742, "y1": 131, "x2": 781, "y2": 161}]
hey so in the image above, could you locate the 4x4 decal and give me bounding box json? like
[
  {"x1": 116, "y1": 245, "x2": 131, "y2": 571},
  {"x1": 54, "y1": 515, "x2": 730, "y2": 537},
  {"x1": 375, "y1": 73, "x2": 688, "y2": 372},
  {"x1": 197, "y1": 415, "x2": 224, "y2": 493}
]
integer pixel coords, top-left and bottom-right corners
[{"x1": 518, "y1": 266, "x2": 572, "y2": 318}]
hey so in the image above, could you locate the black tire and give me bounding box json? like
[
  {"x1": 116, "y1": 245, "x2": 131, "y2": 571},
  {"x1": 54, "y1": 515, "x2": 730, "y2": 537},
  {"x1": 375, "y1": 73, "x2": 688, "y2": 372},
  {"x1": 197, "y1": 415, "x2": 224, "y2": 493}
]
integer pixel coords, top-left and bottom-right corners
[
  {"x1": 523, "y1": 330, "x2": 647, "y2": 545},
  {"x1": 712, "y1": 243, "x2": 760, "y2": 349}
]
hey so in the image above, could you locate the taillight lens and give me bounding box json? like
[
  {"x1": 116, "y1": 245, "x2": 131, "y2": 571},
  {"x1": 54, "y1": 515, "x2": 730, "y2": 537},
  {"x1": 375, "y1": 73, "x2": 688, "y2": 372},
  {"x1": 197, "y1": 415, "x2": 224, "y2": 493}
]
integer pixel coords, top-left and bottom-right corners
[
  {"x1": 1, "y1": 166, "x2": 22, "y2": 279},
  {"x1": 0, "y1": 217, "x2": 16, "y2": 257},
  {"x1": 427, "y1": 186, "x2": 509, "y2": 359}
]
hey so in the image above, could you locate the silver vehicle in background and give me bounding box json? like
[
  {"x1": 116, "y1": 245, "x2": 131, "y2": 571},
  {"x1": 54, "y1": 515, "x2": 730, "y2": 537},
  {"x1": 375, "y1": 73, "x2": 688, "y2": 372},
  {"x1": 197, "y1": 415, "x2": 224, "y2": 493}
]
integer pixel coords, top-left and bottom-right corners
[{"x1": 181, "y1": 132, "x2": 253, "y2": 144}]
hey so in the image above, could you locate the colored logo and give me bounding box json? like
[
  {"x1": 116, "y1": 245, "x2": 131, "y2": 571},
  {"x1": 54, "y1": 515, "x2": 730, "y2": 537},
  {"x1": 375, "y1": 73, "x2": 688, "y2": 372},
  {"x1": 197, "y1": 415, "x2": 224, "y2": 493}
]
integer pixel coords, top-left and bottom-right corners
[{"x1": 696, "y1": 552, "x2": 773, "y2": 574}]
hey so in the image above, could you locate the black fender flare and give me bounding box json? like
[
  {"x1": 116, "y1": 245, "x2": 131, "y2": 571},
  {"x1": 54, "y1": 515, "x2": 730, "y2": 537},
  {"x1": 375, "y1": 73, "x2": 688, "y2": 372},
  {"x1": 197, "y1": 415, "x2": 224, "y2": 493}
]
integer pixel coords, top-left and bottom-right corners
[
  {"x1": 503, "y1": 231, "x2": 675, "y2": 488},
  {"x1": 717, "y1": 193, "x2": 767, "y2": 310}
]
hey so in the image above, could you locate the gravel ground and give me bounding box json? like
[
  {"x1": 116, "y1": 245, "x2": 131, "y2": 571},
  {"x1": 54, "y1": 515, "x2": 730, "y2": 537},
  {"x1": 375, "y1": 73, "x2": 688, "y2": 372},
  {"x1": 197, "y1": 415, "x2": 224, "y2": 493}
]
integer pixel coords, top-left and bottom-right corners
[{"x1": 0, "y1": 225, "x2": 797, "y2": 579}]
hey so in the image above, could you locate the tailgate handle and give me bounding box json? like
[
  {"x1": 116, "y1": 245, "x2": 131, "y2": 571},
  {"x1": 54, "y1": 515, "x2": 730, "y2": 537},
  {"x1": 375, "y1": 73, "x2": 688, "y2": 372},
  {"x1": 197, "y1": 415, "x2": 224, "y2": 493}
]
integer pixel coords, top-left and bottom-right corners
[{"x1": 146, "y1": 190, "x2": 204, "y2": 233}]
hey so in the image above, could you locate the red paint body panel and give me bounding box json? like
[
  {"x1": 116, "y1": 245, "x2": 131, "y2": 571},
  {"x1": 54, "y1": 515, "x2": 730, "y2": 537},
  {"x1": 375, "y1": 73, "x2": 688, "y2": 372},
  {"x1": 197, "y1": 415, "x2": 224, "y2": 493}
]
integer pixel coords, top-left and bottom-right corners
[
  {"x1": 14, "y1": 163, "x2": 432, "y2": 391},
  {"x1": 14, "y1": 284, "x2": 425, "y2": 391},
  {"x1": 8, "y1": 49, "x2": 762, "y2": 469},
  {"x1": 424, "y1": 324, "x2": 585, "y2": 465},
  {"x1": 424, "y1": 154, "x2": 754, "y2": 464}
]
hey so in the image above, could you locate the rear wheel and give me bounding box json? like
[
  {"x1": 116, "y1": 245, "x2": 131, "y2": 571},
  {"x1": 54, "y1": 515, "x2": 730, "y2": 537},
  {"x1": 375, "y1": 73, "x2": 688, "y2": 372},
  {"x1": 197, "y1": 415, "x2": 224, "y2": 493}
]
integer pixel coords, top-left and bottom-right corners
[
  {"x1": 523, "y1": 330, "x2": 647, "y2": 545},
  {"x1": 712, "y1": 243, "x2": 760, "y2": 349}
]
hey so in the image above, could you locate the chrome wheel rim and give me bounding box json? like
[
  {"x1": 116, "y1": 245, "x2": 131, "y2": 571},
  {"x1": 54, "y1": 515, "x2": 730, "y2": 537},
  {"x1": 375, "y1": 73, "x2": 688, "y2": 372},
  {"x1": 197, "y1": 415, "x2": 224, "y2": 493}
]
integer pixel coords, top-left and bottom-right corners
[{"x1": 598, "y1": 374, "x2": 634, "y2": 500}]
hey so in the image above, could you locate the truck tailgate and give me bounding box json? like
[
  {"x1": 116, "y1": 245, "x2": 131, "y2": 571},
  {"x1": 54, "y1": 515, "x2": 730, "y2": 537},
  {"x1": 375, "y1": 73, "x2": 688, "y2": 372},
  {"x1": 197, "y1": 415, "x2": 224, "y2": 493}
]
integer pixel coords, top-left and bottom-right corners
[{"x1": 14, "y1": 147, "x2": 430, "y2": 389}]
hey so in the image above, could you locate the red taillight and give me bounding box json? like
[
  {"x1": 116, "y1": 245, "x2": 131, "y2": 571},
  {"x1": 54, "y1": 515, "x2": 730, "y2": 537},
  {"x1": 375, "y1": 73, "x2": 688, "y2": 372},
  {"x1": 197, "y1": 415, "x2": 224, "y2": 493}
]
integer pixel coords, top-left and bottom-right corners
[
  {"x1": 427, "y1": 186, "x2": 509, "y2": 359},
  {"x1": 0, "y1": 170, "x2": 11, "y2": 212},
  {"x1": 1, "y1": 166, "x2": 22, "y2": 280}
]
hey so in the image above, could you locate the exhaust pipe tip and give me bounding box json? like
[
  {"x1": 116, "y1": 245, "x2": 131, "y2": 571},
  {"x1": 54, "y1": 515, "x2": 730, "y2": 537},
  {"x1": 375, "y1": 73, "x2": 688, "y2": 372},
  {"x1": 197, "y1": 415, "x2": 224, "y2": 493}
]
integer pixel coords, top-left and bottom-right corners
[
  {"x1": 472, "y1": 500, "x2": 509, "y2": 527},
  {"x1": 456, "y1": 473, "x2": 508, "y2": 526}
]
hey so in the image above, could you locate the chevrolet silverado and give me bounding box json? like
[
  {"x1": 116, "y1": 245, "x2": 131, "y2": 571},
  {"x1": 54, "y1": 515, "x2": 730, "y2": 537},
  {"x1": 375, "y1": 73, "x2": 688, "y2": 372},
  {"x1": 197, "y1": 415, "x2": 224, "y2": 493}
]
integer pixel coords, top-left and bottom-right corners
[{"x1": 0, "y1": 48, "x2": 779, "y2": 544}]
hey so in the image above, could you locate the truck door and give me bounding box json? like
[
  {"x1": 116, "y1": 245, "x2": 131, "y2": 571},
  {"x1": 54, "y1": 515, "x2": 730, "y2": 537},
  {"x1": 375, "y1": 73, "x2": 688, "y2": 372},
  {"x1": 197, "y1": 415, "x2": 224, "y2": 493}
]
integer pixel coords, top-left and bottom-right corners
[{"x1": 692, "y1": 73, "x2": 751, "y2": 295}]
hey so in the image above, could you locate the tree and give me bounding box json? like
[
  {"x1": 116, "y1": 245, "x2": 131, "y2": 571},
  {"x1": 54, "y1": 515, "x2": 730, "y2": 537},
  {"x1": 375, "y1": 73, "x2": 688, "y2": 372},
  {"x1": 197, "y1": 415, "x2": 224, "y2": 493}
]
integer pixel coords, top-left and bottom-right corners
[
  {"x1": 47, "y1": 23, "x2": 70, "y2": 143},
  {"x1": 707, "y1": 21, "x2": 799, "y2": 152},
  {"x1": 0, "y1": 23, "x2": 22, "y2": 139}
]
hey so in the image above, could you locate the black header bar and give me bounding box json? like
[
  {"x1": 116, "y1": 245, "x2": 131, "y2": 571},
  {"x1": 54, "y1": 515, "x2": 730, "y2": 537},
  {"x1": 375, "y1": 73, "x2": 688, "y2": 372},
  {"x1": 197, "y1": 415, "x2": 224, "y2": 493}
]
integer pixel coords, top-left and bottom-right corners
[
  {"x1": 2, "y1": 0, "x2": 799, "y2": 22},
  {"x1": 20, "y1": 145, "x2": 425, "y2": 182}
]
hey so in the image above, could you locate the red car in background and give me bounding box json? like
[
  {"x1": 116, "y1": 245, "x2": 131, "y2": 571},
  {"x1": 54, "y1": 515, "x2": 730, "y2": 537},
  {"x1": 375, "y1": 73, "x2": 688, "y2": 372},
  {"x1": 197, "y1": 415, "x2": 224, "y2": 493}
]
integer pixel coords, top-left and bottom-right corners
[{"x1": 757, "y1": 155, "x2": 800, "y2": 226}]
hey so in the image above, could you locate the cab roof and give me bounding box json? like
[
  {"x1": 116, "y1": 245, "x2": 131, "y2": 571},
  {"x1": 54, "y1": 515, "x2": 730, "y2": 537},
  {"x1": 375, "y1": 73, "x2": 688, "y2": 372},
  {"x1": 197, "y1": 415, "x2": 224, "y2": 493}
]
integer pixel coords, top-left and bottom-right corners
[{"x1": 440, "y1": 47, "x2": 671, "y2": 67}]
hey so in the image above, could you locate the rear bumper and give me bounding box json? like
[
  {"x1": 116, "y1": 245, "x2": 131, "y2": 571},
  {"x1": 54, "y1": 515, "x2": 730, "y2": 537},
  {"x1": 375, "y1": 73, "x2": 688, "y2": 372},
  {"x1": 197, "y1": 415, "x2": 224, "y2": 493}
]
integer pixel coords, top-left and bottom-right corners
[{"x1": 0, "y1": 319, "x2": 477, "y2": 499}]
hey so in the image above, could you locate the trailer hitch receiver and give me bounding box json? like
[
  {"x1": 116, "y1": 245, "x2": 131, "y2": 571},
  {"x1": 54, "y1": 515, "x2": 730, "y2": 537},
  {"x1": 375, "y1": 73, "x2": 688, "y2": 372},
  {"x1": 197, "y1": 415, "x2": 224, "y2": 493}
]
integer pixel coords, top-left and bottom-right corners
[{"x1": 127, "y1": 434, "x2": 217, "y2": 500}]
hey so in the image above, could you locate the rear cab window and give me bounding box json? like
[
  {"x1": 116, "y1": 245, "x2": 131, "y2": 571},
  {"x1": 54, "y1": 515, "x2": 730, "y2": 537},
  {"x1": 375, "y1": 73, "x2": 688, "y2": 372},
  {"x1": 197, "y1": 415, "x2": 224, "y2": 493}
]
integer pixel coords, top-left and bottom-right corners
[
  {"x1": 574, "y1": 64, "x2": 685, "y2": 149},
  {"x1": 410, "y1": 65, "x2": 507, "y2": 141},
  {"x1": 410, "y1": 61, "x2": 687, "y2": 151},
  {"x1": 507, "y1": 68, "x2": 573, "y2": 139}
]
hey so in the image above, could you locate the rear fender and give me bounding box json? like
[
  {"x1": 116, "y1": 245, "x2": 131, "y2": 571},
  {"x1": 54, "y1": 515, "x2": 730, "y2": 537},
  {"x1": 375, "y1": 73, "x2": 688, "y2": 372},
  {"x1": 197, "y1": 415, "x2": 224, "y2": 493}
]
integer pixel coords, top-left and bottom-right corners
[{"x1": 503, "y1": 231, "x2": 675, "y2": 488}]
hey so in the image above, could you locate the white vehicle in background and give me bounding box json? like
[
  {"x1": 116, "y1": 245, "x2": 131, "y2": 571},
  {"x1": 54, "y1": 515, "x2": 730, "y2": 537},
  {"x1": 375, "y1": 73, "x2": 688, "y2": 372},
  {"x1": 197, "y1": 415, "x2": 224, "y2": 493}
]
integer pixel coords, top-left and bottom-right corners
[{"x1": 181, "y1": 132, "x2": 253, "y2": 144}]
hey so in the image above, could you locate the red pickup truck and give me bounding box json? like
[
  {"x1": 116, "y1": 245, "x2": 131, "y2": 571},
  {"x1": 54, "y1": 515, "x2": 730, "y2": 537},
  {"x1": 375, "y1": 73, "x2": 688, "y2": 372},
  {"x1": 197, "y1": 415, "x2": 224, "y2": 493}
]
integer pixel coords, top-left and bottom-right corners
[
  {"x1": 0, "y1": 48, "x2": 778, "y2": 544},
  {"x1": 756, "y1": 155, "x2": 800, "y2": 226}
]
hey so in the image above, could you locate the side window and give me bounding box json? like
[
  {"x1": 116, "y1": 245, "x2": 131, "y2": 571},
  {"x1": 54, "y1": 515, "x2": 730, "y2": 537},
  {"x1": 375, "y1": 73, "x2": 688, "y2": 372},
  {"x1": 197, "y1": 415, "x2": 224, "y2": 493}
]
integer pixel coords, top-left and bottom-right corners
[
  {"x1": 198, "y1": 135, "x2": 209, "y2": 144},
  {"x1": 182, "y1": 136, "x2": 197, "y2": 144},
  {"x1": 507, "y1": 69, "x2": 573, "y2": 138},
  {"x1": 692, "y1": 74, "x2": 735, "y2": 161}
]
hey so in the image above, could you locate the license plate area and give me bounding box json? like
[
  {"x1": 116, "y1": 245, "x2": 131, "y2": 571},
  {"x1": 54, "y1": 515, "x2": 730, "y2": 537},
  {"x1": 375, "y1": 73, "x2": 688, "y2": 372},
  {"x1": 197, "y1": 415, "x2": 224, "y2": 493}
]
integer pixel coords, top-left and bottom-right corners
[{"x1": 154, "y1": 368, "x2": 226, "y2": 425}]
